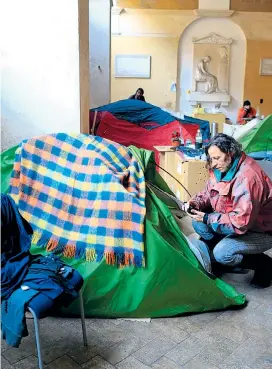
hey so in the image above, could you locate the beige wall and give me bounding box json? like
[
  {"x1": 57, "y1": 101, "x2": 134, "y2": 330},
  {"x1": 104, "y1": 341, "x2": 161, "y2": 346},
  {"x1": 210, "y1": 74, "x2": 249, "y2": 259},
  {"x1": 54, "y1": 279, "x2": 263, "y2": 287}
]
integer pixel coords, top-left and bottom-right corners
[
  {"x1": 234, "y1": 12, "x2": 272, "y2": 116},
  {"x1": 111, "y1": 36, "x2": 179, "y2": 108},
  {"x1": 232, "y1": 11, "x2": 272, "y2": 40},
  {"x1": 111, "y1": 10, "x2": 272, "y2": 117},
  {"x1": 116, "y1": 0, "x2": 272, "y2": 12},
  {"x1": 230, "y1": 0, "x2": 272, "y2": 12},
  {"x1": 244, "y1": 40, "x2": 272, "y2": 116},
  {"x1": 113, "y1": 9, "x2": 195, "y2": 35},
  {"x1": 116, "y1": 0, "x2": 198, "y2": 10},
  {"x1": 111, "y1": 9, "x2": 194, "y2": 108}
]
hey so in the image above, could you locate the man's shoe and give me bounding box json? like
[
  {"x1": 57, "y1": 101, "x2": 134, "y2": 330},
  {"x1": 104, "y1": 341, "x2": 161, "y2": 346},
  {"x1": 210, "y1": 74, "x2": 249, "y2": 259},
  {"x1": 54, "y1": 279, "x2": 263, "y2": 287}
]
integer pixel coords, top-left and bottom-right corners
[
  {"x1": 211, "y1": 262, "x2": 236, "y2": 277},
  {"x1": 239, "y1": 254, "x2": 272, "y2": 289}
]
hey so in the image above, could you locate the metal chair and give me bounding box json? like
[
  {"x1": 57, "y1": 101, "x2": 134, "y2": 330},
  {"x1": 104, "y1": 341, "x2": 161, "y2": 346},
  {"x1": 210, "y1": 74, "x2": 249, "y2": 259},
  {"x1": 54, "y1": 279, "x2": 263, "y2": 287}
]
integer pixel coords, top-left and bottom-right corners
[{"x1": 27, "y1": 289, "x2": 88, "y2": 369}]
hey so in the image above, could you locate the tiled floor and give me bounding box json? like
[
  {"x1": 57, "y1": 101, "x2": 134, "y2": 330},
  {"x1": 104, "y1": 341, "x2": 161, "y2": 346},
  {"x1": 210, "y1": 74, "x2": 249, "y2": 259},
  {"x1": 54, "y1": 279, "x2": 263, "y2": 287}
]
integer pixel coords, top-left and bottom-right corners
[{"x1": 1, "y1": 271, "x2": 272, "y2": 369}]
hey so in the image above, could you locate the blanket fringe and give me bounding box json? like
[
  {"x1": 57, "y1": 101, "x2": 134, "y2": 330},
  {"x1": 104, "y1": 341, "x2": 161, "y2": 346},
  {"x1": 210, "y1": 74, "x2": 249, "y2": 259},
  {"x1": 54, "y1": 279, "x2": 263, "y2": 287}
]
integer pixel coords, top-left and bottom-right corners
[
  {"x1": 31, "y1": 231, "x2": 145, "y2": 267},
  {"x1": 86, "y1": 248, "x2": 96, "y2": 262}
]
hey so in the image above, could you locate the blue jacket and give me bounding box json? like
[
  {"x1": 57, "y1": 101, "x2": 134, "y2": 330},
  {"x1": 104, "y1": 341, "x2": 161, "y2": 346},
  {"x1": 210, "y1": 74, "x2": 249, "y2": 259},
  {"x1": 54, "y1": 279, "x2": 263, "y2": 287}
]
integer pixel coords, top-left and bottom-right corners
[
  {"x1": 1, "y1": 194, "x2": 33, "y2": 300},
  {"x1": 1, "y1": 194, "x2": 81, "y2": 347}
]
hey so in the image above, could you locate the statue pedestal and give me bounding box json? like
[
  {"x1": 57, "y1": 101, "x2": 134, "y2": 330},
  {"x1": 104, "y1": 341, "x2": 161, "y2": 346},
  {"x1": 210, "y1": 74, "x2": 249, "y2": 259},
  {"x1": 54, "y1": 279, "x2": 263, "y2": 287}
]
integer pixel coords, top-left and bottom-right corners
[{"x1": 188, "y1": 92, "x2": 231, "y2": 107}]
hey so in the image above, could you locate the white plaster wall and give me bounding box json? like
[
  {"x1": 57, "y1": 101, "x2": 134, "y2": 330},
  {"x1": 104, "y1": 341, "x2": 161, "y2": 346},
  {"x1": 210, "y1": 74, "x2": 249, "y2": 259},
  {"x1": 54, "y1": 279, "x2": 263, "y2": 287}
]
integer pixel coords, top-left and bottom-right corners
[
  {"x1": 1, "y1": 0, "x2": 82, "y2": 151},
  {"x1": 89, "y1": 0, "x2": 111, "y2": 108},
  {"x1": 177, "y1": 17, "x2": 246, "y2": 123}
]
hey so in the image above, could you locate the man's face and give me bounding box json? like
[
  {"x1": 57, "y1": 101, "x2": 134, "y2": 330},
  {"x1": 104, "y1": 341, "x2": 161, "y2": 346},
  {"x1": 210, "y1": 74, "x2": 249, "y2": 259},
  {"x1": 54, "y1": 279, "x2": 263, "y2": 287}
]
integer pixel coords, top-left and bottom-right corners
[
  {"x1": 208, "y1": 145, "x2": 232, "y2": 173},
  {"x1": 244, "y1": 104, "x2": 250, "y2": 111},
  {"x1": 136, "y1": 90, "x2": 143, "y2": 98}
]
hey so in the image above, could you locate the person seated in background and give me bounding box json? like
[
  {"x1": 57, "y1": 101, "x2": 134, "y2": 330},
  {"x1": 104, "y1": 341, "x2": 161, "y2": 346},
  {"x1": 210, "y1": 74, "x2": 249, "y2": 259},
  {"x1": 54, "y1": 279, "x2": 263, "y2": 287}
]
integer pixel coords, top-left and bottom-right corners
[
  {"x1": 129, "y1": 88, "x2": 146, "y2": 102},
  {"x1": 237, "y1": 100, "x2": 256, "y2": 125},
  {"x1": 187, "y1": 134, "x2": 272, "y2": 288}
]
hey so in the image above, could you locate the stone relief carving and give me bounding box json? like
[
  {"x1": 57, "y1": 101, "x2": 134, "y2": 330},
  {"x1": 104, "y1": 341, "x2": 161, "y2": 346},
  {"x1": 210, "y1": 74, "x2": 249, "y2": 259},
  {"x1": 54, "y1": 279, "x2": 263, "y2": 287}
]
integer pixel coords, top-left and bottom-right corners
[
  {"x1": 194, "y1": 56, "x2": 218, "y2": 94},
  {"x1": 193, "y1": 32, "x2": 233, "y2": 45},
  {"x1": 218, "y1": 46, "x2": 228, "y2": 93},
  {"x1": 189, "y1": 33, "x2": 233, "y2": 106}
]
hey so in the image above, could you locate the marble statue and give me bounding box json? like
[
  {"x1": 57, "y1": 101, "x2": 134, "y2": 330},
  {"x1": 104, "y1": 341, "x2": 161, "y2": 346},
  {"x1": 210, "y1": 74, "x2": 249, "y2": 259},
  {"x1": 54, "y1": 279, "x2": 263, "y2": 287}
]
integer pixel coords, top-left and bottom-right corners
[{"x1": 195, "y1": 56, "x2": 218, "y2": 94}]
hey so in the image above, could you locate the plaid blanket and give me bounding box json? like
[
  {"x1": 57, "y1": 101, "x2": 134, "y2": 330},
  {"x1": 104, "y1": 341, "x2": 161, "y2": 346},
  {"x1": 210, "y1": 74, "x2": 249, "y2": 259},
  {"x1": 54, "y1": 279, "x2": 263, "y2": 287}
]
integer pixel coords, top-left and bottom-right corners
[{"x1": 9, "y1": 133, "x2": 146, "y2": 267}]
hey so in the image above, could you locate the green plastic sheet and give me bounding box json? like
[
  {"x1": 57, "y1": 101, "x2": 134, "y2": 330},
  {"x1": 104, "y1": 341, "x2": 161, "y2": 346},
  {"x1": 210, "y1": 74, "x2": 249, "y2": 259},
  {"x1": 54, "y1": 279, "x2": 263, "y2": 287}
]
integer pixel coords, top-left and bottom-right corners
[
  {"x1": 1, "y1": 144, "x2": 245, "y2": 317},
  {"x1": 239, "y1": 114, "x2": 272, "y2": 158},
  {"x1": 1, "y1": 145, "x2": 19, "y2": 194}
]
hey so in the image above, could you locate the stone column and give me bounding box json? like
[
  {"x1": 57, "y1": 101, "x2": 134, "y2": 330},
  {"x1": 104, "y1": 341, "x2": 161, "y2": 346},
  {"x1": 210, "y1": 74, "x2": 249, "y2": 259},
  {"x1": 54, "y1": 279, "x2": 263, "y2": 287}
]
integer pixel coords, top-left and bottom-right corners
[
  {"x1": 89, "y1": 0, "x2": 112, "y2": 109},
  {"x1": 79, "y1": 0, "x2": 90, "y2": 133}
]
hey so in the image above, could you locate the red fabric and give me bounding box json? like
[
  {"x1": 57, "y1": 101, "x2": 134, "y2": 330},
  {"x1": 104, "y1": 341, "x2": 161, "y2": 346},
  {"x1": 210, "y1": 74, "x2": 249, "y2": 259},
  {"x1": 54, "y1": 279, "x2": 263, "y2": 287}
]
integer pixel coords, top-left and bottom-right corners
[
  {"x1": 181, "y1": 124, "x2": 199, "y2": 143},
  {"x1": 95, "y1": 112, "x2": 199, "y2": 163},
  {"x1": 191, "y1": 154, "x2": 272, "y2": 235},
  {"x1": 237, "y1": 107, "x2": 257, "y2": 125}
]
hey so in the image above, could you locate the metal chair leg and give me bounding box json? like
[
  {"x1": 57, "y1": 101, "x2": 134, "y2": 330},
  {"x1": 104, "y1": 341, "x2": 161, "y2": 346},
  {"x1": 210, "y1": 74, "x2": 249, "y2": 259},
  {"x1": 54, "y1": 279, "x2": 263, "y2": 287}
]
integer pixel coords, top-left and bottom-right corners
[
  {"x1": 79, "y1": 289, "x2": 88, "y2": 346},
  {"x1": 28, "y1": 307, "x2": 43, "y2": 369}
]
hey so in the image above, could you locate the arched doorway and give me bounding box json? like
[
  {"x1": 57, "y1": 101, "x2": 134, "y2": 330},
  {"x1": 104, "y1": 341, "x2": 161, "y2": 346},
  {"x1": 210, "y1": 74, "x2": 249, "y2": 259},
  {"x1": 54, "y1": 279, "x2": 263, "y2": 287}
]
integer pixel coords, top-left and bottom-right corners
[{"x1": 177, "y1": 17, "x2": 246, "y2": 123}]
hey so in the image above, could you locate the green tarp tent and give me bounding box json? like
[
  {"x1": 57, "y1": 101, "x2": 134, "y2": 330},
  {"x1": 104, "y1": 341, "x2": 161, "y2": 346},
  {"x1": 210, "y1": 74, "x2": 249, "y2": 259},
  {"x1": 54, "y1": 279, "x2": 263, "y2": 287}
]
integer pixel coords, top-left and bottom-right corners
[
  {"x1": 1, "y1": 144, "x2": 245, "y2": 318},
  {"x1": 239, "y1": 114, "x2": 272, "y2": 160}
]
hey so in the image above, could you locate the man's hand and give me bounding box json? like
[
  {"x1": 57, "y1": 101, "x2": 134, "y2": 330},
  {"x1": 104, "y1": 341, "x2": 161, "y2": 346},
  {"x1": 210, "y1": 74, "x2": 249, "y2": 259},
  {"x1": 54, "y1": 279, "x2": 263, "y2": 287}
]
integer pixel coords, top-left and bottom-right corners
[
  {"x1": 183, "y1": 199, "x2": 202, "y2": 213},
  {"x1": 183, "y1": 200, "x2": 198, "y2": 213},
  {"x1": 182, "y1": 202, "x2": 190, "y2": 212},
  {"x1": 188, "y1": 209, "x2": 205, "y2": 222}
]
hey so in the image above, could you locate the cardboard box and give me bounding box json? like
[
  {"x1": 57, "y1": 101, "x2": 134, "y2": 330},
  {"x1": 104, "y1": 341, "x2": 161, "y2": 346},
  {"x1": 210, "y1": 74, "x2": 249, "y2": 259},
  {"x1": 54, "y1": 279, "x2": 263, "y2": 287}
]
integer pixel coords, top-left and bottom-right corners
[{"x1": 155, "y1": 148, "x2": 209, "y2": 202}]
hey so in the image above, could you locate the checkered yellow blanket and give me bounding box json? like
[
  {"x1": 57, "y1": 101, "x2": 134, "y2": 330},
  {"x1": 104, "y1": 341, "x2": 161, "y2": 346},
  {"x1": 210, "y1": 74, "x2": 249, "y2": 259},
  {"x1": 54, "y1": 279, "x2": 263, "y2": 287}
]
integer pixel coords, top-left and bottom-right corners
[{"x1": 10, "y1": 133, "x2": 146, "y2": 267}]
